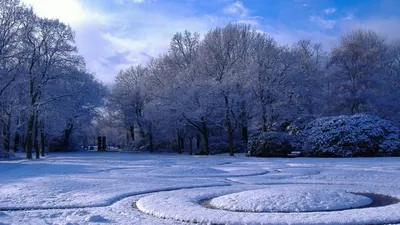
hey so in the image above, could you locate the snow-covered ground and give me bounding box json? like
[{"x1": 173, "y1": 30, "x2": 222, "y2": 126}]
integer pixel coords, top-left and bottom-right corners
[{"x1": 0, "y1": 152, "x2": 399, "y2": 225}]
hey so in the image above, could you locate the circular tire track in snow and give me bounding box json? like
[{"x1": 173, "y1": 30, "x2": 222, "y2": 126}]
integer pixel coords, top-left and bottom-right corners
[
  {"x1": 136, "y1": 184, "x2": 400, "y2": 225},
  {"x1": 146, "y1": 166, "x2": 269, "y2": 178},
  {"x1": 201, "y1": 192, "x2": 400, "y2": 213},
  {"x1": 0, "y1": 184, "x2": 230, "y2": 212},
  {"x1": 202, "y1": 187, "x2": 373, "y2": 213}
]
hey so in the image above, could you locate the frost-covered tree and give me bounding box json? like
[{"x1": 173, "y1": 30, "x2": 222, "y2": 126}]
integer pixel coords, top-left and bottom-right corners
[
  {"x1": 199, "y1": 23, "x2": 254, "y2": 156},
  {"x1": 0, "y1": 2, "x2": 107, "y2": 158},
  {"x1": 0, "y1": 0, "x2": 28, "y2": 153},
  {"x1": 291, "y1": 40, "x2": 327, "y2": 116},
  {"x1": 111, "y1": 65, "x2": 149, "y2": 143},
  {"x1": 143, "y1": 31, "x2": 220, "y2": 154},
  {"x1": 21, "y1": 13, "x2": 83, "y2": 158},
  {"x1": 0, "y1": 0, "x2": 26, "y2": 97},
  {"x1": 248, "y1": 33, "x2": 294, "y2": 132},
  {"x1": 45, "y1": 69, "x2": 106, "y2": 152},
  {"x1": 378, "y1": 40, "x2": 400, "y2": 124},
  {"x1": 328, "y1": 29, "x2": 389, "y2": 115},
  {"x1": 105, "y1": 24, "x2": 400, "y2": 157},
  {"x1": 157, "y1": 31, "x2": 200, "y2": 153}
]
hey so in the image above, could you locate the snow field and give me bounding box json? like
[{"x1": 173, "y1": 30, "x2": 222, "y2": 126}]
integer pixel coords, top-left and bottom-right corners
[
  {"x1": 136, "y1": 184, "x2": 400, "y2": 225},
  {"x1": 0, "y1": 152, "x2": 399, "y2": 224}
]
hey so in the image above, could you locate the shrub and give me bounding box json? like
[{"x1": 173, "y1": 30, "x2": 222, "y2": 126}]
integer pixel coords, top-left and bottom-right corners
[
  {"x1": 286, "y1": 115, "x2": 317, "y2": 135},
  {"x1": 271, "y1": 119, "x2": 291, "y2": 132},
  {"x1": 247, "y1": 131, "x2": 297, "y2": 157},
  {"x1": 299, "y1": 114, "x2": 400, "y2": 157}
]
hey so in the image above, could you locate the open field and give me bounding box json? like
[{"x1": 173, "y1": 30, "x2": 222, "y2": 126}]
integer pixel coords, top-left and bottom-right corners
[{"x1": 1, "y1": 152, "x2": 400, "y2": 225}]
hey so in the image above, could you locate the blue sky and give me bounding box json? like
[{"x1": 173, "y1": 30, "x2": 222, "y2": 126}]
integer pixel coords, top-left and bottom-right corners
[{"x1": 20, "y1": 0, "x2": 400, "y2": 84}]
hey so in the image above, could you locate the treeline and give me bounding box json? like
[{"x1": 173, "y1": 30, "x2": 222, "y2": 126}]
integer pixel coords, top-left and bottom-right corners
[
  {"x1": 0, "y1": 0, "x2": 107, "y2": 158},
  {"x1": 106, "y1": 23, "x2": 400, "y2": 155}
]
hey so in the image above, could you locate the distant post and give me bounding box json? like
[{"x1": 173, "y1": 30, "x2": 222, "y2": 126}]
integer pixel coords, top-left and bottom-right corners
[
  {"x1": 97, "y1": 136, "x2": 102, "y2": 151},
  {"x1": 102, "y1": 136, "x2": 107, "y2": 151}
]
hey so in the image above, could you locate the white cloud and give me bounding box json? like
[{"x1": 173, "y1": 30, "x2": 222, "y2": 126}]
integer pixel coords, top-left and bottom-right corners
[
  {"x1": 20, "y1": 0, "x2": 117, "y2": 84},
  {"x1": 19, "y1": 0, "x2": 165, "y2": 84},
  {"x1": 20, "y1": 0, "x2": 107, "y2": 27},
  {"x1": 86, "y1": 10, "x2": 226, "y2": 84},
  {"x1": 101, "y1": 33, "x2": 148, "y2": 53},
  {"x1": 310, "y1": 16, "x2": 336, "y2": 29},
  {"x1": 340, "y1": 17, "x2": 400, "y2": 40},
  {"x1": 259, "y1": 24, "x2": 338, "y2": 49},
  {"x1": 324, "y1": 8, "x2": 336, "y2": 14},
  {"x1": 223, "y1": 1, "x2": 248, "y2": 18}
]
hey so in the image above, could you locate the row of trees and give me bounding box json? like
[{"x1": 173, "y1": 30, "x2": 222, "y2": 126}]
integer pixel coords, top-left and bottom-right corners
[
  {"x1": 0, "y1": 0, "x2": 107, "y2": 158},
  {"x1": 108, "y1": 23, "x2": 400, "y2": 156}
]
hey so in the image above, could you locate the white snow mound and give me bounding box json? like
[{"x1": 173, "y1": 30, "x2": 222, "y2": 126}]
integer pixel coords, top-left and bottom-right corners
[{"x1": 209, "y1": 187, "x2": 373, "y2": 212}]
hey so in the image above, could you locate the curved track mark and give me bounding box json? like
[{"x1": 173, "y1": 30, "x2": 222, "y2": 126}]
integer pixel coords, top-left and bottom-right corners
[{"x1": 0, "y1": 183, "x2": 230, "y2": 212}]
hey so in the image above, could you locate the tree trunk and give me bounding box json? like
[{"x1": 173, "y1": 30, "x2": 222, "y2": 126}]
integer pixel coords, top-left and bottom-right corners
[
  {"x1": 202, "y1": 121, "x2": 209, "y2": 155},
  {"x1": 13, "y1": 133, "x2": 19, "y2": 152},
  {"x1": 227, "y1": 120, "x2": 234, "y2": 156},
  {"x1": 137, "y1": 120, "x2": 145, "y2": 139},
  {"x1": 180, "y1": 135, "x2": 185, "y2": 150},
  {"x1": 21, "y1": 134, "x2": 25, "y2": 153},
  {"x1": 239, "y1": 100, "x2": 248, "y2": 145},
  {"x1": 33, "y1": 117, "x2": 39, "y2": 159},
  {"x1": 25, "y1": 113, "x2": 34, "y2": 159},
  {"x1": 261, "y1": 110, "x2": 267, "y2": 132},
  {"x1": 25, "y1": 57, "x2": 39, "y2": 159},
  {"x1": 241, "y1": 125, "x2": 248, "y2": 144},
  {"x1": 97, "y1": 136, "x2": 102, "y2": 151},
  {"x1": 196, "y1": 133, "x2": 201, "y2": 151},
  {"x1": 189, "y1": 137, "x2": 193, "y2": 155},
  {"x1": 129, "y1": 125, "x2": 135, "y2": 141},
  {"x1": 261, "y1": 108, "x2": 267, "y2": 153},
  {"x1": 62, "y1": 124, "x2": 73, "y2": 151},
  {"x1": 2, "y1": 119, "x2": 11, "y2": 152},
  {"x1": 148, "y1": 132, "x2": 153, "y2": 152},
  {"x1": 177, "y1": 132, "x2": 182, "y2": 154},
  {"x1": 225, "y1": 96, "x2": 234, "y2": 156},
  {"x1": 40, "y1": 132, "x2": 45, "y2": 157}
]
